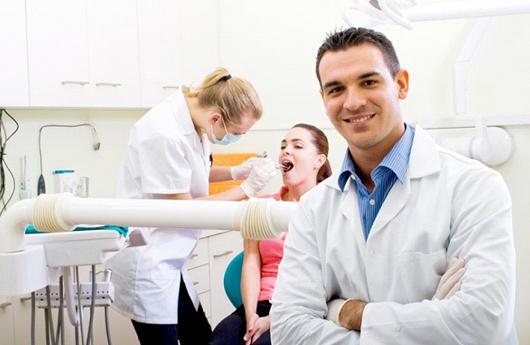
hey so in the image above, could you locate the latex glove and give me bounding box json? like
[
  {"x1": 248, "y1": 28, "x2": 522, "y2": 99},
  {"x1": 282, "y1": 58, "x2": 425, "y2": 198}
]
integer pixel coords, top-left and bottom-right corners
[
  {"x1": 433, "y1": 257, "x2": 466, "y2": 300},
  {"x1": 240, "y1": 158, "x2": 276, "y2": 197},
  {"x1": 230, "y1": 157, "x2": 261, "y2": 180},
  {"x1": 326, "y1": 299, "x2": 367, "y2": 330},
  {"x1": 326, "y1": 299, "x2": 346, "y2": 324}
]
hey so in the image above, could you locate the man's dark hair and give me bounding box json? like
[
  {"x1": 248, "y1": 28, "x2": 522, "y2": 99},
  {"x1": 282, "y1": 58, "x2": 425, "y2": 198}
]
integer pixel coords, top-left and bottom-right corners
[{"x1": 315, "y1": 27, "x2": 401, "y2": 86}]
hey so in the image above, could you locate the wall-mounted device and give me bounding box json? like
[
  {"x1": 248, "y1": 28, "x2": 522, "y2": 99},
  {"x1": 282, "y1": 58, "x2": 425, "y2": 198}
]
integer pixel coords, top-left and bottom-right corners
[{"x1": 19, "y1": 155, "x2": 32, "y2": 200}]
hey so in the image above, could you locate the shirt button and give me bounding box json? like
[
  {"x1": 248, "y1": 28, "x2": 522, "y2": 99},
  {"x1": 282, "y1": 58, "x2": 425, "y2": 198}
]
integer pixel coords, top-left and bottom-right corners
[{"x1": 369, "y1": 199, "x2": 375, "y2": 206}]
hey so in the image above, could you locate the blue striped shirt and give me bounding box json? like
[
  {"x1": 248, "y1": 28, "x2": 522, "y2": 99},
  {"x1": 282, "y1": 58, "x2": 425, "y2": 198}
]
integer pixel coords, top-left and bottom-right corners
[{"x1": 338, "y1": 124, "x2": 415, "y2": 240}]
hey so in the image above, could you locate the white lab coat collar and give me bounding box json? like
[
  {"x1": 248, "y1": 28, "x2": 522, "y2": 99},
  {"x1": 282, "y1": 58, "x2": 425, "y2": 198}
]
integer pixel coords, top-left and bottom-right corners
[{"x1": 324, "y1": 124, "x2": 443, "y2": 253}]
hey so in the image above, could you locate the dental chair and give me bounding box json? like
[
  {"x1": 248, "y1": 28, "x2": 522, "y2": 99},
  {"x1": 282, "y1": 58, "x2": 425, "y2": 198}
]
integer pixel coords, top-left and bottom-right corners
[{"x1": 223, "y1": 251, "x2": 244, "y2": 308}]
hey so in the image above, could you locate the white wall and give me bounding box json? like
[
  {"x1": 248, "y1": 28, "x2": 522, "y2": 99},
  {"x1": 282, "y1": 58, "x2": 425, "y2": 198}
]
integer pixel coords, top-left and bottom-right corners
[{"x1": 2, "y1": 1, "x2": 529, "y2": 343}]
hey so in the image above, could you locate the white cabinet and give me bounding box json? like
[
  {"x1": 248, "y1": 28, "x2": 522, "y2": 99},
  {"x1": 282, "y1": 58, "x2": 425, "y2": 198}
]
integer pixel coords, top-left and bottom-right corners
[
  {"x1": 137, "y1": 0, "x2": 220, "y2": 107},
  {"x1": 208, "y1": 231, "x2": 244, "y2": 326},
  {"x1": 1, "y1": 0, "x2": 219, "y2": 109},
  {"x1": 86, "y1": 0, "x2": 141, "y2": 108},
  {"x1": 188, "y1": 230, "x2": 243, "y2": 327},
  {"x1": 0, "y1": 1, "x2": 29, "y2": 107},
  {"x1": 0, "y1": 296, "x2": 15, "y2": 344},
  {"x1": 25, "y1": 0, "x2": 140, "y2": 108}
]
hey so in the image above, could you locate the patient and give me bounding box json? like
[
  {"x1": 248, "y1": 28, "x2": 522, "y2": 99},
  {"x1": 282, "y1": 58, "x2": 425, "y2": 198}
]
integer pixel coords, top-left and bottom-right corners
[{"x1": 208, "y1": 123, "x2": 332, "y2": 345}]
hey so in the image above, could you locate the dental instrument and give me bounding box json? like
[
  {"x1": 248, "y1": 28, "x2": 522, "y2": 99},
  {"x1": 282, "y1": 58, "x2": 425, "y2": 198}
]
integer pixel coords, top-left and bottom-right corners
[{"x1": 275, "y1": 163, "x2": 292, "y2": 171}]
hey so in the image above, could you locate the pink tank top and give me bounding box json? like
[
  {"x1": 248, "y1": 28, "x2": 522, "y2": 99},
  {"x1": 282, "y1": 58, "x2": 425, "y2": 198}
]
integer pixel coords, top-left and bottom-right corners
[{"x1": 257, "y1": 186, "x2": 288, "y2": 301}]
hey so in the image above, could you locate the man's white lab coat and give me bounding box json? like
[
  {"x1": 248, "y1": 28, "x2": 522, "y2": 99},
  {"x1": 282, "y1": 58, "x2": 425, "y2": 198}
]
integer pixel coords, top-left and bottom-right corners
[{"x1": 270, "y1": 125, "x2": 518, "y2": 345}]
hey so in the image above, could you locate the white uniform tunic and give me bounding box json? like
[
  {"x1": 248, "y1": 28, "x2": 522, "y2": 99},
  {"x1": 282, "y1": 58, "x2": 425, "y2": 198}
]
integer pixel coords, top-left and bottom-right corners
[
  {"x1": 271, "y1": 125, "x2": 518, "y2": 345},
  {"x1": 106, "y1": 87, "x2": 210, "y2": 324}
]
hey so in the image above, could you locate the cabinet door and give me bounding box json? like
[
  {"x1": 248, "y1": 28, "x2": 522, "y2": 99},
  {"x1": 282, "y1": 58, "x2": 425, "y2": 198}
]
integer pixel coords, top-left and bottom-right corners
[
  {"x1": 26, "y1": 0, "x2": 140, "y2": 108},
  {"x1": 208, "y1": 231, "x2": 244, "y2": 326},
  {"x1": 137, "y1": 0, "x2": 220, "y2": 108},
  {"x1": 86, "y1": 0, "x2": 140, "y2": 108},
  {"x1": 176, "y1": 0, "x2": 220, "y2": 86},
  {"x1": 26, "y1": 0, "x2": 90, "y2": 107},
  {"x1": 0, "y1": 296, "x2": 15, "y2": 345},
  {"x1": 0, "y1": 1, "x2": 29, "y2": 107},
  {"x1": 137, "y1": 0, "x2": 181, "y2": 107}
]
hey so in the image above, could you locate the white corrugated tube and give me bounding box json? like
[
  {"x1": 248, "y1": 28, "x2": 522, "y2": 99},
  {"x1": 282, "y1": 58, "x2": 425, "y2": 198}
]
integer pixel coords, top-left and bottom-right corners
[{"x1": 0, "y1": 193, "x2": 298, "y2": 253}]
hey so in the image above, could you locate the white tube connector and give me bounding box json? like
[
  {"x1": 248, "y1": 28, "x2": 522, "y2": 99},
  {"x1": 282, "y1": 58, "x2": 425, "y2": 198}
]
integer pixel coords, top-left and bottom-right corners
[{"x1": 0, "y1": 198, "x2": 37, "y2": 253}]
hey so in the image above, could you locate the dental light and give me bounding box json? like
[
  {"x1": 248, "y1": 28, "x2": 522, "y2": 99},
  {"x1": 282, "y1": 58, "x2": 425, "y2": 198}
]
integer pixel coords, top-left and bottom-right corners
[{"x1": 344, "y1": 0, "x2": 530, "y2": 29}]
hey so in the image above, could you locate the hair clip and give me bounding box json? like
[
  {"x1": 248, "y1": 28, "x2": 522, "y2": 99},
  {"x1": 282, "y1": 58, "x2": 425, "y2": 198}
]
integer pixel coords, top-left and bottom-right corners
[{"x1": 221, "y1": 74, "x2": 232, "y2": 81}]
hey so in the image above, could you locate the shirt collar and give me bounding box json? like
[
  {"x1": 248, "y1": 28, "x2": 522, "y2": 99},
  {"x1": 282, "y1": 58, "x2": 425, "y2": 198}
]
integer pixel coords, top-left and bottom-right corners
[{"x1": 338, "y1": 123, "x2": 414, "y2": 191}]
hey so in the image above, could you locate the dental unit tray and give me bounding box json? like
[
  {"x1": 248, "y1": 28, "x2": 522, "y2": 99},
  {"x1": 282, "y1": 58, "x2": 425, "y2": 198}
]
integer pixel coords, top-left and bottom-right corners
[{"x1": 24, "y1": 225, "x2": 128, "y2": 267}]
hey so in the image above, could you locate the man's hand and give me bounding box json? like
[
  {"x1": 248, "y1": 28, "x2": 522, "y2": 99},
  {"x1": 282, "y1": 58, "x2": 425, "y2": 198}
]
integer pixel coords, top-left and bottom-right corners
[{"x1": 337, "y1": 299, "x2": 367, "y2": 331}]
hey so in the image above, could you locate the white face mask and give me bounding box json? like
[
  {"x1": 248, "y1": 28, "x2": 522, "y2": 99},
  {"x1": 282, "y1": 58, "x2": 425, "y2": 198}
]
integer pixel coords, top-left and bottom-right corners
[{"x1": 211, "y1": 118, "x2": 241, "y2": 145}]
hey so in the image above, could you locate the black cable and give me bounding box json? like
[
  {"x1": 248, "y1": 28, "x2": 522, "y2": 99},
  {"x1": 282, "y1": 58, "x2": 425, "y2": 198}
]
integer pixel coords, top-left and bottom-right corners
[
  {"x1": 0, "y1": 157, "x2": 16, "y2": 215},
  {"x1": 58, "y1": 276, "x2": 65, "y2": 345},
  {"x1": 0, "y1": 108, "x2": 20, "y2": 215},
  {"x1": 31, "y1": 292, "x2": 36, "y2": 345}
]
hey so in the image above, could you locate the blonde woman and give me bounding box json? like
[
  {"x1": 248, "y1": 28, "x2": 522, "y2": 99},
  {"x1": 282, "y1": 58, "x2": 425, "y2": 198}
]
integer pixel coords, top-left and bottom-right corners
[
  {"x1": 209, "y1": 123, "x2": 332, "y2": 345},
  {"x1": 106, "y1": 67, "x2": 276, "y2": 345}
]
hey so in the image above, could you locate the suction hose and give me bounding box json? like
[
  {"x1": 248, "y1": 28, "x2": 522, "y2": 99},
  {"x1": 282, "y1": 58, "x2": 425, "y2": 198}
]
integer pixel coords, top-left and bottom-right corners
[{"x1": 0, "y1": 194, "x2": 298, "y2": 253}]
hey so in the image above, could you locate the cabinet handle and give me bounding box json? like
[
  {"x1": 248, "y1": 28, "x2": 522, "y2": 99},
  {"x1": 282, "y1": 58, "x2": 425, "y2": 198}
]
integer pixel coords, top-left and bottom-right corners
[
  {"x1": 213, "y1": 250, "x2": 233, "y2": 259},
  {"x1": 190, "y1": 253, "x2": 199, "y2": 259},
  {"x1": 95, "y1": 82, "x2": 122, "y2": 87},
  {"x1": 20, "y1": 296, "x2": 32, "y2": 302},
  {"x1": 193, "y1": 281, "x2": 199, "y2": 286},
  {"x1": 162, "y1": 85, "x2": 179, "y2": 90},
  {"x1": 0, "y1": 302, "x2": 12, "y2": 308},
  {"x1": 61, "y1": 80, "x2": 89, "y2": 85}
]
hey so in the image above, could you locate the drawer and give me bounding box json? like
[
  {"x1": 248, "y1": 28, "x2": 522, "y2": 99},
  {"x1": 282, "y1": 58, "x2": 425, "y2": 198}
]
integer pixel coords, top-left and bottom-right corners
[
  {"x1": 209, "y1": 231, "x2": 244, "y2": 262},
  {"x1": 187, "y1": 238, "x2": 208, "y2": 269},
  {"x1": 188, "y1": 264, "x2": 210, "y2": 294}
]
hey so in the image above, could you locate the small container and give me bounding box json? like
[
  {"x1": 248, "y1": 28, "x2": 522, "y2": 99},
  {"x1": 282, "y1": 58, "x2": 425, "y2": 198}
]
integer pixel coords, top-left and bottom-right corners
[
  {"x1": 77, "y1": 177, "x2": 89, "y2": 198},
  {"x1": 53, "y1": 170, "x2": 76, "y2": 194}
]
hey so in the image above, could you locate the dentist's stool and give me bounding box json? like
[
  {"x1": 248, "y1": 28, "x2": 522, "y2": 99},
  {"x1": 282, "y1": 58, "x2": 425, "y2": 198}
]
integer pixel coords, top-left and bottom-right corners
[{"x1": 223, "y1": 251, "x2": 244, "y2": 308}]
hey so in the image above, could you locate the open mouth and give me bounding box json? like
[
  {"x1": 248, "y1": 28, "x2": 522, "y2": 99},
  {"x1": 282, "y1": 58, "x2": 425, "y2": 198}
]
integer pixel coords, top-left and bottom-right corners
[{"x1": 281, "y1": 161, "x2": 294, "y2": 172}]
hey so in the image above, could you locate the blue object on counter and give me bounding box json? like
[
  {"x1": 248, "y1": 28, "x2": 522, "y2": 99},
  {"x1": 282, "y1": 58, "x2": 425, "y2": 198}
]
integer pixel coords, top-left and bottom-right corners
[
  {"x1": 52, "y1": 170, "x2": 75, "y2": 174},
  {"x1": 25, "y1": 225, "x2": 128, "y2": 237}
]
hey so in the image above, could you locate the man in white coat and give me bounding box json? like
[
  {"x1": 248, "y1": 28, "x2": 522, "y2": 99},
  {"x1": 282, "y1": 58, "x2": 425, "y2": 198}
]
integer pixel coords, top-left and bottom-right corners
[{"x1": 270, "y1": 27, "x2": 518, "y2": 344}]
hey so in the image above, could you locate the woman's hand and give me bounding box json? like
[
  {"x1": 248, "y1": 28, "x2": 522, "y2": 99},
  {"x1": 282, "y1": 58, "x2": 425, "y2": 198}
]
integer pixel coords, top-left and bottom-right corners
[{"x1": 244, "y1": 314, "x2": 270, "y2": 345}]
